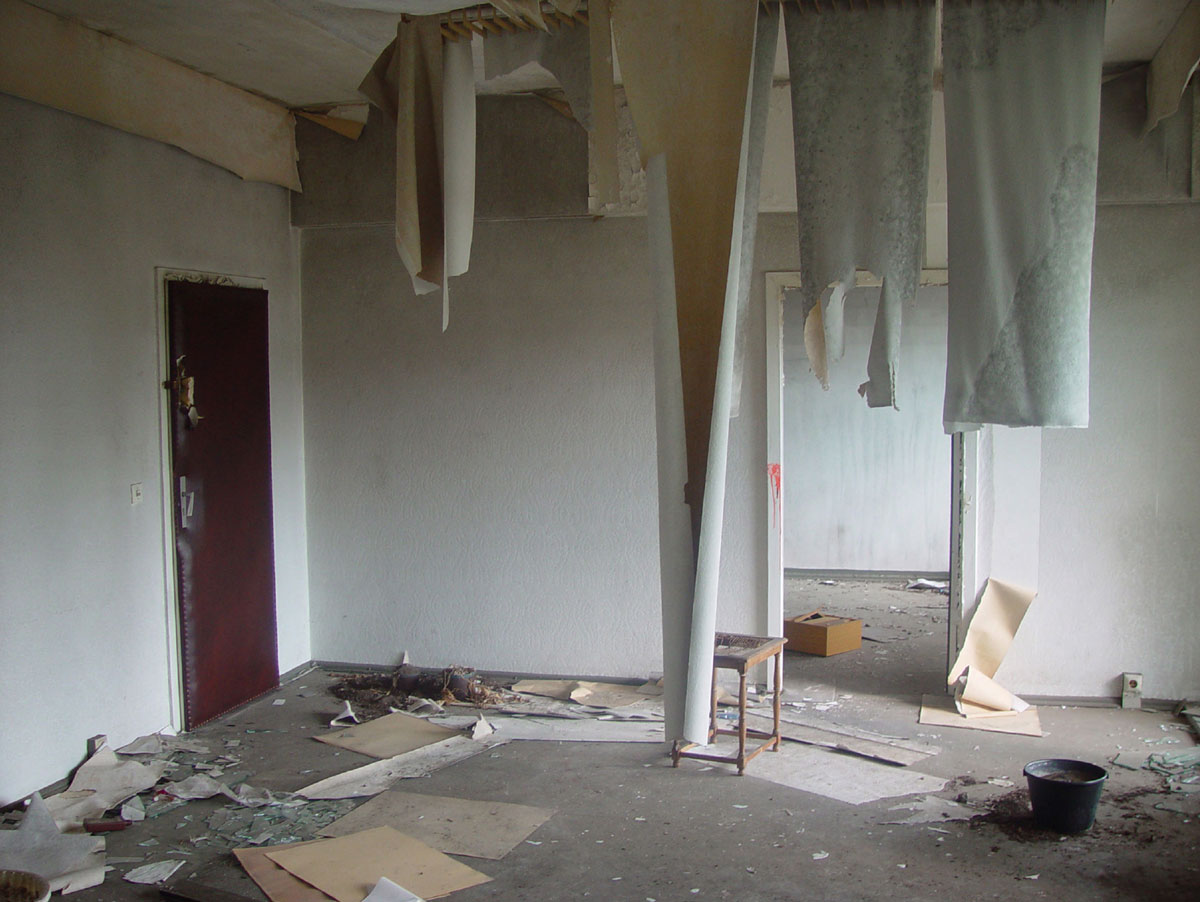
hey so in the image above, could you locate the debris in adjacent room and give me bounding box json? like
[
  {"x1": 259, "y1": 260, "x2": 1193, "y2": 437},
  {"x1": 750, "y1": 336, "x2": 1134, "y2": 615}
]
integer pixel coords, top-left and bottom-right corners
[
  {"x1": 0, "y1": 792, "x2": 105, "y2": 893},
  {"x1": 122, "y1": 859, "x2": 186, "y2": 884},
  {"x1": 881, "y1": 795, "x2": 977, "y2": 825},
  {"x1": 905, "y1": 579, "x2": 948, "y2": 592},
  {"x1": 264, "y1": 827, "x2": 492, "y2": 902},
  {"x1": 45, "y1": 743, "x2": 167, "y2": 830},
  {"x1": 919, "y1": 695, "x2": 1043, "y2": 737},
  {"x1": 319, "y1": 790, "x2": 554, "y2": 860},
  {"x1": 316, "y1": 711, "x2": 459, "y2": 759},
  {"x1": 297, "y1": 736, "x2": 508, "y2": 800},
  {"x1": 861, "y1": 626, "x2": 909, "y2": 643},
  {"x1": 735, "y1": 742, "x2": 946, "y2": 805}
]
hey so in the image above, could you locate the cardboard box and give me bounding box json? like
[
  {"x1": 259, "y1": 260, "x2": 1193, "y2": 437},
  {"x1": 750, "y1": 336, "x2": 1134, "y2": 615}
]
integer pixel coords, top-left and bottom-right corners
[{"x1": 784, "y1": 612, "x2": 862, "y2": 657}]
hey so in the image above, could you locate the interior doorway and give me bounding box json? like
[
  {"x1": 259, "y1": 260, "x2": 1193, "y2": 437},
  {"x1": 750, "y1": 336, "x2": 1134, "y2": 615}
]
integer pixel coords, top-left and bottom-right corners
[
  {"x1": 765, "y1": 271, "x2": 957, "y2": 695},
  {"x1": 161, "y1": 273, "x2": 279, "y2": 729}
]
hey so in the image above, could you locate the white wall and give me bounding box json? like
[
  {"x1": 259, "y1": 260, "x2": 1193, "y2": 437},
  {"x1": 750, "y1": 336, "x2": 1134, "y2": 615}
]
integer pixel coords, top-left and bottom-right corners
[
  {"x1": 781, "y1": 286, "x2": 952, "y2": 572},
  {"x1": 998, "y1": 201, "x2": 1200, "y2": 700},
  {"x1": 0, "y1": 93, "x2": 309, "y2": 804},
  {"x1": 300, "y1": 220, "x2": 663, "y2": 676}
]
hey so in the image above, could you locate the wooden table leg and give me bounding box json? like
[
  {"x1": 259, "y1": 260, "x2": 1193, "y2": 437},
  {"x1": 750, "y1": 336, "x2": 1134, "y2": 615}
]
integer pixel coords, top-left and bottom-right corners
[
  {"x1": 737, "y1": 671, "x2": 748, "y2": 774},
  {"x1": 772, "y1": 649, "x2": 782, "y2": 751},
  {"x1": 707, "y1": 663, "x2": 719, "y2": 742}
]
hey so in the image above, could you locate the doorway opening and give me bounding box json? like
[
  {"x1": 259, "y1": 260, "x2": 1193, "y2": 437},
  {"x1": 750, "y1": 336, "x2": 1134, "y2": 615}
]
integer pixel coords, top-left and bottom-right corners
[{"x1": 765, "y1": 271, "x2": 956, "y2": 706}]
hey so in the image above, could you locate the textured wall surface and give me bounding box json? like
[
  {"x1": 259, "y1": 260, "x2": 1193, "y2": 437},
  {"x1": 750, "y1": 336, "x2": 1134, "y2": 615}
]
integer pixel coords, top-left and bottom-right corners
[
  {"x1": 999, "y1": 202, "x2": 1200, "y2": 700},
  {"x1": 781, "y1": 286, "x2": 952, "y2": 573},
  {"x1": 299, "y1": 213, "x2": 801, "y2": 674},
  {"x1": 0, "y1": 93, "x2": 309, "y2": 804}
]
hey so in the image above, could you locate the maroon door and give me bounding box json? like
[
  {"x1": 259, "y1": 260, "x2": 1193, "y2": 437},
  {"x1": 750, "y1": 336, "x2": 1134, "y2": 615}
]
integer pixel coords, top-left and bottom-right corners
[{"x1": 167, "y1": 279, "x2": 279, "y2": 728}]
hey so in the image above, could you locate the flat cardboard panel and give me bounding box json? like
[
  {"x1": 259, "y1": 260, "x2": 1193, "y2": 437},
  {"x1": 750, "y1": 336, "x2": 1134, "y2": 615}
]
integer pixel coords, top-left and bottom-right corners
[
  {"x1": 233, "y1": 842, "x2": 331, "y2": 902},
  {"x1": 315, "y1": 711, "x2": 458, "y2": 759},
  {"x1": 266, "y1": 827, "x2": 491, "y2": 902},
  {"x1": 319, "y1": 790, "x2": 554, "y2": 860}
]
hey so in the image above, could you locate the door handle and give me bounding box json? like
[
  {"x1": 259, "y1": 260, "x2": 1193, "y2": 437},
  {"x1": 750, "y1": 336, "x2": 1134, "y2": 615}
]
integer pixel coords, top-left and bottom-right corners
[{"x1": 179, "y1": 476, "x2": 195, "y2": 528}]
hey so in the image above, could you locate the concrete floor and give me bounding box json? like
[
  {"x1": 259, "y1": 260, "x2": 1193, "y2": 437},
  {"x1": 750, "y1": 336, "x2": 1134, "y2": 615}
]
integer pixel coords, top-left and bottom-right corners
[{"x1": 57, "y1": 578, "x2": 1200, "y2": 900}]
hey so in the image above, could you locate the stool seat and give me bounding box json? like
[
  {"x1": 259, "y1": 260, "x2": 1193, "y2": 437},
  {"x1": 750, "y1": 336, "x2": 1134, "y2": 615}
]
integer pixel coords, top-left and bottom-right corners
[{"x1": 672, "y1": 632, "x2": 787, "y2": 775}]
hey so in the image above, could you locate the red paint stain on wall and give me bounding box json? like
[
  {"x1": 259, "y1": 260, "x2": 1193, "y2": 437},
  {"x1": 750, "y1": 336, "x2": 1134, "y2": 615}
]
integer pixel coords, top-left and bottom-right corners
[{"x1": 767, "y1": 462, "x2": 782, "y2": 528}]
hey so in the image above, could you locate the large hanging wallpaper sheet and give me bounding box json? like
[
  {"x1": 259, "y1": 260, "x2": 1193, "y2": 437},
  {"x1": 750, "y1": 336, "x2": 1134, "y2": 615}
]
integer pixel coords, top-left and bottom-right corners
[
  {"x1": 783, "y1": 1, "x2": 936, "y2": 409},
  {"x1": 942, "y1": 0, "x2": 1105, "y2": 431},
  {"x1": 360, "y1": 17, "x2": 476, "y2": 327}
]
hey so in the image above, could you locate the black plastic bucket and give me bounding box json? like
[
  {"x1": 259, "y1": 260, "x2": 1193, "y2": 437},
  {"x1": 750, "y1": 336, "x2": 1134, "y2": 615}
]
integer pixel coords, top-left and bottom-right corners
[{"x1": 1023, "y1": 758, "x2": 1108, "y2": 833}]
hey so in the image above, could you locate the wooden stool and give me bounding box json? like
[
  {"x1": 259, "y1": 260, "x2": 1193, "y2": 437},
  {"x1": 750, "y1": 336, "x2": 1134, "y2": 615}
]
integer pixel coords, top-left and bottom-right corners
[{"x1": 671, "y1": 632, "x2": 787, "y2": 775}]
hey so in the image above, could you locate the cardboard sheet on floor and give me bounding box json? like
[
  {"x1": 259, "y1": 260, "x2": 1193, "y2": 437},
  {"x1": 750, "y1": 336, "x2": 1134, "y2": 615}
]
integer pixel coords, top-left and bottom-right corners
[
  {"x1": 0, "y1": 793, "x2": 106, "y2": 893},
  {"x1": 298, "y1": 735, "x2": 507, "y2": 800},
  {"x1": 487, "y1": 716, "x2": 663, "y2": 743},
  {"x1": 265, "y1": 827, "x2": 491, "y2": 902},
  {"x1": 743, "y1": 743, "x2": 946, "y2": 805},
  {"x1": 512, "y1": 679, "x2": 646, "y2": 708},
  {"x1": 319, "y1": 790, "x2": 553, "y2": 860},
  {"x1": 315, "y1": 711, "x2": 458, "y2": 759},
  {"x1": 919, "y1": 694, "x2": 1043, "y2": 737},
  {"x1": 234, "y1": 842, "x2": 333, "y2": 902}
]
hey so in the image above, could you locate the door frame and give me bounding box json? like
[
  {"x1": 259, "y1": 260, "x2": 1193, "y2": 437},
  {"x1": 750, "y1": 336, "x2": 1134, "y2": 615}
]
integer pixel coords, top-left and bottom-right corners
[
  {"x1": 764, "y1": 269, "x2": 963, "y2": 675},
  {"x1": 154, "y1": 267, "x2": 268, "y2": 732}
]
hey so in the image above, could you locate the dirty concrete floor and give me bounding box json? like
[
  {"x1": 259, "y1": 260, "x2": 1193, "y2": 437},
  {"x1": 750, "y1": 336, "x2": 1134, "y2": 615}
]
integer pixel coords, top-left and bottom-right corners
[{"x1": 59, "y1": 578, "x2": 1199, "y2": 901}]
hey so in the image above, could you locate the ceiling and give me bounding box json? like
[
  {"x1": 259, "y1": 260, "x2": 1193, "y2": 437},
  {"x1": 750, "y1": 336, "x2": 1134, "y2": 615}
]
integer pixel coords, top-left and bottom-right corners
[{"x1": 25, "y1": 0, "x2": 1193, "y2": 109}]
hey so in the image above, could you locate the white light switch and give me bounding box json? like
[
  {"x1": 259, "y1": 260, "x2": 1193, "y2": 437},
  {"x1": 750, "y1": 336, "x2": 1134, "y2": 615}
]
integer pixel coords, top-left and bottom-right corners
[{"x1": 130, "y1": 483, "x2": 143, "y2": 505}]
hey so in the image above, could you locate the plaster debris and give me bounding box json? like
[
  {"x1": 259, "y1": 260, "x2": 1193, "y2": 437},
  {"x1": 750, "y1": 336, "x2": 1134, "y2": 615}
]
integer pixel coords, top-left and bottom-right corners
[
  {"x1": 882, "y1": 796, "x2": 977, "y2": 825},
  {"x1": 905, "y1": 579, "x2": 948, "y2": 592},
  {"x1": 123, "y1": 859, "x2": 185, "y2": 884}
]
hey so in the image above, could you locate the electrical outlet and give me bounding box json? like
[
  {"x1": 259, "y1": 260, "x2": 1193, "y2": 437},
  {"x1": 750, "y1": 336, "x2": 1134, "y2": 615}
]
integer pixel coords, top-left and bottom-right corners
[
  {"x1": 1121, "y1": 672, "x2": 1142, "y2": 709},
  {"x1": 130, "y1": 483, "x2": 143, "y2": 506}
]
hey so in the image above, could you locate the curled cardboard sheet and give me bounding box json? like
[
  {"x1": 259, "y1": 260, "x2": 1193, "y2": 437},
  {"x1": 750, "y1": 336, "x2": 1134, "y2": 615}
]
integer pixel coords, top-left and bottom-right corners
[
  {"x1": 946, "y1": 577, "x2": 1036, "y2": 717},
  {"x1": 954, "y1": 667, "x2": 1030, "y2": 718},
  {"x1": 948, "y1": 578, "x2": 1036, "y2": 685}
]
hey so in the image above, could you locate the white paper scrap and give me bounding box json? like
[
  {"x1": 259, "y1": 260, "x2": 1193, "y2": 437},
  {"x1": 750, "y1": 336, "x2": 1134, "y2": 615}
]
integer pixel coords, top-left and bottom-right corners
[
  {"x1": 472, "y1": 715, "x2": 495, "y2": 741},
  {"x1": 364, "y1": 876, "x2": 425, "y2": 902},
  {"x1": 120, "y1": 795, "x2": 146, "y2": 822},
  {"x1": 123, "y1": 859, "x2": 185, "y2": 884},
  {"x1": 331, "y1": 700, "x2": 361, "y2": 727}
]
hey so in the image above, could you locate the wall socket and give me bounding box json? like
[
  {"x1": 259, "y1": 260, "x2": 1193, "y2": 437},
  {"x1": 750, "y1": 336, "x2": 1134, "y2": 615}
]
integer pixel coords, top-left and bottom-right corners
[
  {"x1": 1121, "y1": 672, "x2": 1143, "y2": 709},
  {"x1": 130, "y1": 483, "x2": 143, "y2": 506}
]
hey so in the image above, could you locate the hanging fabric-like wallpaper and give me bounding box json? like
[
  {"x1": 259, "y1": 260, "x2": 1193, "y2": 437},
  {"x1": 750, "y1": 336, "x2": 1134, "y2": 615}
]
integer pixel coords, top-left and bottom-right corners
[
  {"x1": 783, "y1": 1, "x2": 937, "y2": 409},
  {"x1": 941, "y1": 0, "x2": 1105, "y2": 431}
]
